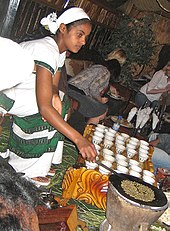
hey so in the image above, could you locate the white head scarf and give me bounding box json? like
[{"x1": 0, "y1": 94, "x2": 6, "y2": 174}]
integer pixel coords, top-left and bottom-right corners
[{"x1": 40, "y1": 7, "x2": 90, "y2": 34}]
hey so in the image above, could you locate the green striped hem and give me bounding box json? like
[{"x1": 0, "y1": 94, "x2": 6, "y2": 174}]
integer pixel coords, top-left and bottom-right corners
[
  {"x1": 34, "y1": 60, "x2": 54, "y2": 75},
  {"x1": 9, "y1": 130, "x2": 64, "y2": 158},
  {"x1": 0, "y1": 92, "x2": 15, "y2": 111},
  {"x1": 13, "y1": 114, "x2": 55, "y2": 134}
]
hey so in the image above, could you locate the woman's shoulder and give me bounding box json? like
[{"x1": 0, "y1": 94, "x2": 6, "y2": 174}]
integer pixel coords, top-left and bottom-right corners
[{"x1": 20, "y1": 37, "x2": 58, "y2": 53}]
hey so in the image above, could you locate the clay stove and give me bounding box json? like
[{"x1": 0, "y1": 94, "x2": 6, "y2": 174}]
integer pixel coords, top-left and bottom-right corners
[{"x1": 99, "y1": 174, "x2": 168, "y2": 231}]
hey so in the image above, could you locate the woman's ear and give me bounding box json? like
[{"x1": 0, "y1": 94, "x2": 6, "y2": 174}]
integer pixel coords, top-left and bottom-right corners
[{"x1": 59, "y1": 23, "x2": 67, "y2": 34}]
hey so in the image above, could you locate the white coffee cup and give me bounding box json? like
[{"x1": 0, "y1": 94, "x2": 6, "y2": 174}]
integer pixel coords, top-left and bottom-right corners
[
  {"x1": 139, "y1": 148, "x2": 148, "y2": 156},
  {"x1": 108, "y1": 128, "x2": 117, "y2": 136},
  {"x1": 116, "y1": 154, "x2": 127, "y2": 162},
  {"x1": 103, "y1": 139, "x2": 113, "y2": 149},
  {"x1": 116, "y1": 135, "x2": 125, "y2": 142},
  {"x1": 115, "y1": 139, "x2": 125, "y2": 146},
  {"x1": 96, "y1": 124, "x2": 106, "y2": 130},
  {"x1": 143, "y1": 175, "x2": 155, "y2": 185},
  {"x1": 116, "y1": 159, "x2": 128, "y2": 167},
  {"x1": 140, "y1": 140, "x2": 149, "y2": 147},
  {"x1": 126, "y1": 143, "x2": 136, "y2": 150},
  {"x1": 95, "y1": 127, "x2": 105, "y2": 133},
  {"x1": 130, "y1": 165, "x2": 142, "y2": 173},
  {"x1": 85, "y1": 160, "x2": 98, "y2": 170},
  {"x1": 104, "y1": 135, "x2": 114, "y2": 142},
  {"x1": 121, "y1": 133, "x2": 130, "y2": 141},
  {"x1": 117, "y1": 165, "x2": 128, "y2": 174},
  {"x1": 99, "y1": 160, "x2": 112, "y2": 174},
  {"x1": 130, "y1": 137, "x2": 139, "y2": 143},
  {"x1": 139, "y1": 153, "x2": 149, "y2": 162},
  {"x1": 99, "y1": 166, "x2": 110, "y2": 175},
  {"x1": 94, "y1": 131, "x2": 104, "y2": 139},
  {"x1": 103, "y1": 154, "x2": 115, "y2": 164},
  {"x1": 94, "y1": 143, "x2": 101, "y2": 155},
  {"x1": 127, "y1": 148, "x2": 137, "y2": 158},
  {"x1": 92, "y1": 135, "x2": 102, "y2": 145},
  {"x1": 105, "y1": 131, "x2": 115, "y2": 138},
  {"x1": 128, "y1": 140, "x2": 138, "y2": 148},
  {"x1": 129, "y1": 159, "x2": 140, "y2": 166},
  {"x1": 103, "y1": 148, "x2": 114, "y2": 156},
  {"x1": 129, "y1": 169, "x2": 141, "y2": 178},
  {"x1": 139, "y1": 144, "x2": 149, "y2": 151},
  {"x1": 116, "y1": 144, "x2": 126, "y2": 154},
  {"x1": 143, "y1": 170, "x2": 155, "y2": 178}
]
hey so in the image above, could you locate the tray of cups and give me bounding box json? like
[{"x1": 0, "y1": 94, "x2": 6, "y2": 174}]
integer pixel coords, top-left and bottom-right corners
[{"x1": 83, "y1": 124, "x2": 156, "y2": 186}]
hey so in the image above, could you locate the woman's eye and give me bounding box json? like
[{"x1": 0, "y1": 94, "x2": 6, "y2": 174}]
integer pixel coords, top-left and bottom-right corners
[{"x1": 77, "y1": 33, "x2": 83, "y2": 38}]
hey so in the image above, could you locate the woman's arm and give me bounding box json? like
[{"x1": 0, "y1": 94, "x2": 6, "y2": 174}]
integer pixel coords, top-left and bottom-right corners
[
  {"x1": 146, "y1": 71, "x2": 168, "y2": 94},
  {"x1": 36, "y1": 66, "x2": 97, "y2": 161}
]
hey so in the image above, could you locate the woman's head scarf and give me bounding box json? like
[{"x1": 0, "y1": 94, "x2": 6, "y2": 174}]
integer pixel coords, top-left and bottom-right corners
[{"x1": 40, "y1": 7, "x2": 90, "y2": 34}]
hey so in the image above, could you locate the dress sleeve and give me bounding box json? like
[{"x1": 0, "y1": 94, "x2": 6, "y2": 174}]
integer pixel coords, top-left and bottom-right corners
[{"x1": 147, "y1": 71, "x2": 163, "y2": 91}]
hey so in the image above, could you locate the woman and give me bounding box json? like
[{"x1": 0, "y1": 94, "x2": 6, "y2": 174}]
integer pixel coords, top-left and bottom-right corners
[
  {"x1": 0, "y1": 7, "x2": 97, "y2": 186},
  {"x1": 68, "y1": 59, "x2": 121, "y2": 125},
  {"x1": 135, "y1": 62, "x2": 170, "y2": 108}
]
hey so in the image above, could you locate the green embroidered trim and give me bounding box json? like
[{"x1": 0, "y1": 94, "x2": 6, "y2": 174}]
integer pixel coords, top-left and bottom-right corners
[
  {"x1": 34, "y1": 60, "x2": 54, "y2": 75},
  {"x1": 13, "y1": 114, "x2": 55, "y2": 134},
  {"x1": 8, "y1": 94, "x2": 70, "y2": 158},
  {"x1": 0, "y1": 92, "x2": 15, "y2": 111},
  {"x1": 9, "y1": 129, "x2": 64, "y2": 158}
]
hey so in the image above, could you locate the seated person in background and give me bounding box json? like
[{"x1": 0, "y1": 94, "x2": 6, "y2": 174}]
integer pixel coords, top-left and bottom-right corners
[
  {"x1": 68, "y1": 59, "x2": 121, "y2": 125},
  {"x1": 149, "y1": 133, "x2": 170, "y2": 173},
  {"x1": 135, "y1": 62, "x2": 170, "y2": 108}
]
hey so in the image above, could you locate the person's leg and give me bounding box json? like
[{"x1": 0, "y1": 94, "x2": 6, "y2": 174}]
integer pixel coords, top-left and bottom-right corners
[
  {"x1": 135, "y1": 91, "x2": 151, "y2": 108},
  {"x1": 150, "y1": 100, "x2": 158, "y2": 109},
  {"x1": 152, "y1": 147, "x2": 170, "y2": 172},
  {"x1": 68, "y1": 88, "x2": 108, "y2": 120}
]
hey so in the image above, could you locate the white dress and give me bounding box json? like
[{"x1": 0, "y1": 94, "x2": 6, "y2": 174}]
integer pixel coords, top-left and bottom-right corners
[{"x1": 0, "y1": 37, "x2": 67, "y2": 178}]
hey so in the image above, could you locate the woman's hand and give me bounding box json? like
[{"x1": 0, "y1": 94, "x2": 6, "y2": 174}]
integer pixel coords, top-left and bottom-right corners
[
  {"x1": 52, "y1": 94, "x2": 62, "y2": 115},
  {"x1": 75, "y1": 136, "x2": 97, "y2": 162}
]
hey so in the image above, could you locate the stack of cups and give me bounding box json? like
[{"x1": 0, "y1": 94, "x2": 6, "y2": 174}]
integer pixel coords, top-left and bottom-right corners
[
  {"x1": 116, "y1": 154, "x2": 128, "y2": 174},
  {"x1": 102, "y1": 148, "x2": 115, "y2": 164},
  {"x1": 92, "y1": 124, "x2": 106, "y2": 145},
  {"x1": 129, "y1": 164, "x2": 142, "y2": 178},
  {"x1": 99, "y1": 160, "x2": 112, "y2": 175},
  {"x1": 103, "y1": 130, "x2": 115, "y2": 149},
  {"x1": 115, "y1": 135, "x2": 126, "y2": 154},
  {"x1": 126, "y1": 137, "x2": 139, "y2": 159},
  {"x1": 138, "y1": 140, "x2": 150, "y2": 162},
  {"x1": 142, "y1": 169, "x2": 155, "y2": 185}
]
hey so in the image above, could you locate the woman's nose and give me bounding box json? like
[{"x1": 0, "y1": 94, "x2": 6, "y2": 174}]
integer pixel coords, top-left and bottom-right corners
[{"x1": 80, "y1": 36, "x2": 86, "y2": 45}]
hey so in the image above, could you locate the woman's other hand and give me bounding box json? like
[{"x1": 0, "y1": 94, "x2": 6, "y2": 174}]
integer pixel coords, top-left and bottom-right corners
[{"x1": 52, "y1": 94, "x2": 62, "y2": 115}]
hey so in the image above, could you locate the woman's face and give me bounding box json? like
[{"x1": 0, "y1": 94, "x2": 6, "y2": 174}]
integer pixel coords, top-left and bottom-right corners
[
  {"x1": 60, "y1": 22, "x2": 92, "y2": 53},
  {"x1": 165, "y1": 66, "x2": 170, "y2": 77}
]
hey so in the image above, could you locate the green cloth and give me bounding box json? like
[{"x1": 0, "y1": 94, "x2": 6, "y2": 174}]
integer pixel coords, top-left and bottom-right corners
[{"x1": 8, "y1": 94, "x2": 71, "y2": 159}]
